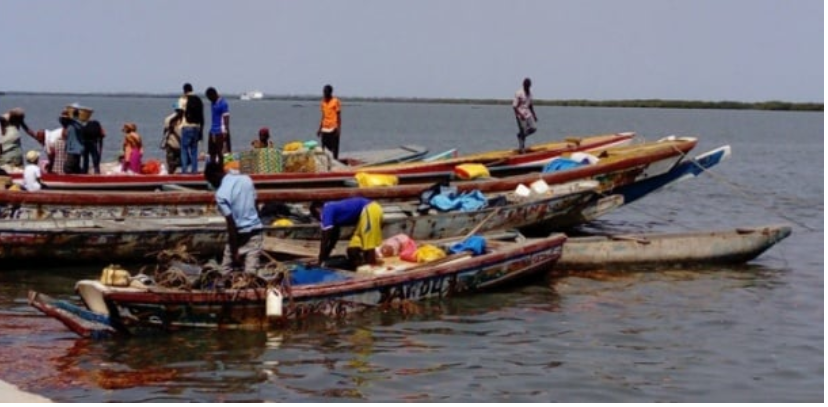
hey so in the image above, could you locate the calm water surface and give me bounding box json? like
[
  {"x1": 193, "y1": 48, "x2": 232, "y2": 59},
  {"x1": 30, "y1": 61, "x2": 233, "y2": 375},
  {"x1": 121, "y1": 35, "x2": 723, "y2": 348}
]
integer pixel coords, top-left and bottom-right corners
[{"x1": 0, "y1": 95, "x2": 822, "y2": 402}]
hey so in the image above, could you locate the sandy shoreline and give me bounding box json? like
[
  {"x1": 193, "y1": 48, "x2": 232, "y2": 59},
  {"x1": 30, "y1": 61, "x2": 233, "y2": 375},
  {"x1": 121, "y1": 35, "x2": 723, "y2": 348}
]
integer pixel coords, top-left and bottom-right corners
[{"x1": 0, "y1": 380, "x2": 51, "y2": 403}]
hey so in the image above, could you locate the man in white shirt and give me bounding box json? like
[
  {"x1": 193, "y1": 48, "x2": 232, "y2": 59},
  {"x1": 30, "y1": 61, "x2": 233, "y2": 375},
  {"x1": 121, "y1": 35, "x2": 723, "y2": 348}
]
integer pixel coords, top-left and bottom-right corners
[
  {"x1": 512, "y1": 77, "x2": 539, "y2": 154},
  {"x1": 42, "y1": 127, "x2": 63, "y2": 173}
]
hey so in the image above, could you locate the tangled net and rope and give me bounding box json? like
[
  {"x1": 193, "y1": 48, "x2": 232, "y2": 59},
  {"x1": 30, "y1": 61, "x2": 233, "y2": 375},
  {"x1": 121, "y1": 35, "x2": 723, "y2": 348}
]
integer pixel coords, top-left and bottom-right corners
[{"x1": 142, "y1": 244, "x2": 292, "y2": 292}]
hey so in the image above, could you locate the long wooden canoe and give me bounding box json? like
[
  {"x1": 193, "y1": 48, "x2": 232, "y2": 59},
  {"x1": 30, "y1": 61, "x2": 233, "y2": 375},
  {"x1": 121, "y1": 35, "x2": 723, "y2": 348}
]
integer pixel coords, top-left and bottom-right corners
[
  {"x1": 557, "y1": 224, "x2": 792, "y2": 269},
  {"x1": 0, "y1": 181, "x2": 598, "y2": 265},
  {"x1": 29, "y1": 233, "x2": 567, "y2": 337},
  {"x1": 0, "y1": 137, "x2": 696, "y2": 220},
  {"x1": 10, "y1": 133, "x2": 633, "y2": 191},
  {"x1": 519, "y1": 144, "x2": 731, "y2": 235}
]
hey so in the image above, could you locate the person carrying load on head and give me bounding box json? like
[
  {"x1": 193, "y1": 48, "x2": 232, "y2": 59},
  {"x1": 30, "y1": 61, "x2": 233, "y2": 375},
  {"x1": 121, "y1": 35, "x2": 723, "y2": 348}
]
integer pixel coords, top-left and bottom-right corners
[
  {"x1": 0, "y1": 108, "x2": 35, "y2": 169},
  {"x1": 310, "y1": 197, "x2": 383, "y2": 269}
]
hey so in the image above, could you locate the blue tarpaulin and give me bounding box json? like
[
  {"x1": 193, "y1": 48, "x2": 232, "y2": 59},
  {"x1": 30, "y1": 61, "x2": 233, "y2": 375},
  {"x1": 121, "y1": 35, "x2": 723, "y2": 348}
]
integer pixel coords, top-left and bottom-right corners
[
  {"x1": 543, "y1": 157, "x2": 584, "y2": 173},
  {"x1": 448, "y1": 235, "x2": 487, "y2": 255},
  {"x1": 289, "y1": 266, "x2": 350, "y2": 285},
  {"x1": 430, "y1": 189, "x2": 488, "y2": 212}
]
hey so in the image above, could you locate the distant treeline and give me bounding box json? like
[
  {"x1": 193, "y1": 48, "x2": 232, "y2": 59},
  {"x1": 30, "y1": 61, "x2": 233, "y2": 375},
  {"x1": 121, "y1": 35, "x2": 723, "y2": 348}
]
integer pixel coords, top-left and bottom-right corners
[
  {"x1": 4, "y1": 91, "x2": 822, "y2": 112},
  {"x1": 356, "y1": 97, "x2": 823, "y2": 112}
]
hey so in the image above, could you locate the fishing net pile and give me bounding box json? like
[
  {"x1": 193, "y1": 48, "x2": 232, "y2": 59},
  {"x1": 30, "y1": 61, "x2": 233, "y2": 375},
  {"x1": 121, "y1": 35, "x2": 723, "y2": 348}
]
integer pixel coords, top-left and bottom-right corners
[{"x1": 100, "y1": 245, "x2": 290, "y2": 291}]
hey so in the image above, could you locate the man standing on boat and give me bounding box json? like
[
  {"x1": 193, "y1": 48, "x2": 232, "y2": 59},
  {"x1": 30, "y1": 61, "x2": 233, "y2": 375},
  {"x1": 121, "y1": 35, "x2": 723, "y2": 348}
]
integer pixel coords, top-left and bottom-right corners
[
  {"x1": 204, "y1": 161, "x2": 263, "y2": 274},
  {"x1": 310, "y1": 197, "x2": 383, "y2": 270},
  {"x1": 206, "y1": 87, "x2": 230, "y2": 166},
  {"x1": 179, "y1": 83, "x2": 204, "y2": 174},
  {"x1": 316, "y1": 84, "x2": 342, "y2": 160},
  {"x1": 513, "y1": 77, "x2": 538, "y2": 154},
  {"x1": 62, "y1": 107, "x2": 85, "y2": 174}
]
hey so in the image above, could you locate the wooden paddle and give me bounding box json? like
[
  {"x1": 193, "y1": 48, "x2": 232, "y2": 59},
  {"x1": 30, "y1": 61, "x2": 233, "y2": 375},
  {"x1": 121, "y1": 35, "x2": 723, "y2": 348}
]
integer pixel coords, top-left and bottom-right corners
[{"x1": 462, "y1": 207, "x2": 502, "y2": 240}]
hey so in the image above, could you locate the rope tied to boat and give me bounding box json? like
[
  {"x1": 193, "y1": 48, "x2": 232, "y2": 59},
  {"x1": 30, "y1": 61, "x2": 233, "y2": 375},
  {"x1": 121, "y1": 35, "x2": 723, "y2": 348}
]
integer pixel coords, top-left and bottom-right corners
[{"x1": 685, "y1": 159, "x2": 818, "y2": 232}]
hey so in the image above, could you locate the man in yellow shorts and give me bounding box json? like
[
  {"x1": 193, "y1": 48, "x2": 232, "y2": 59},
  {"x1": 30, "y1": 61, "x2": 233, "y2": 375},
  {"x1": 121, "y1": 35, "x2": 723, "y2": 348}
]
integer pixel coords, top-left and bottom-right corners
[{"x1": 310, "y1": 197, "x2": 383, "y2": 269}]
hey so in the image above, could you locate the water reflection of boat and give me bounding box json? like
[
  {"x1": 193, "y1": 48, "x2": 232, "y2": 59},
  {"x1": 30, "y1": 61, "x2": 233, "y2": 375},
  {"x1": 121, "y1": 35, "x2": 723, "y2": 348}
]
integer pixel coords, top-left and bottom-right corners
[{"x1": 240, "y1": 91, "x2": 264, "y2": 101}]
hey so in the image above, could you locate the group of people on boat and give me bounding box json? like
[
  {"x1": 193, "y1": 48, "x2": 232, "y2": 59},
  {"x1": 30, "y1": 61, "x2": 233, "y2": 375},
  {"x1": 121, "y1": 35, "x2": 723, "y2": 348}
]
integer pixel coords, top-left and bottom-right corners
[
  {"x1": 0, "y1": 105, "x2": 132, "y2": 179},
  {"x1": 159, "y1": 82, "x2": 342, "y2": 174},
  {"x1": 2, "y1": 77, "x2": 538, "y2": 272}
]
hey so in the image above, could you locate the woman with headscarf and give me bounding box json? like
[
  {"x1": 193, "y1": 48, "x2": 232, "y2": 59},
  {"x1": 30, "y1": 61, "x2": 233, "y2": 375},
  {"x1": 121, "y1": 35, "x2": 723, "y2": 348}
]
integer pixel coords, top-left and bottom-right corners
[{"x1": 121, "y1": 123, "x2": 143, "y2": 174}]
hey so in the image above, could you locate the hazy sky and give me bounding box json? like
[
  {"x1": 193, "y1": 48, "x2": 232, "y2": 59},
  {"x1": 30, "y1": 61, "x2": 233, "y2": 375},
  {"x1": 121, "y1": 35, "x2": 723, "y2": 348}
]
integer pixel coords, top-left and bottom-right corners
[{"x1": 2, "y1": 0, "x2": 823, "y2": 102}]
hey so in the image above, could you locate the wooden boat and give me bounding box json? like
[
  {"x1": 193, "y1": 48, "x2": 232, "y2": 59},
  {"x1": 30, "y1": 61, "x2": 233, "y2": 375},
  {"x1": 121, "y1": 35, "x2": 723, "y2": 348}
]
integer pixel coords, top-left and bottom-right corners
[
  {"x1": 0, "y1": 137, "x2": 696, "y2": 220},
  {"x1": 10, "y1": 132, "x2": 633, "y2": 191},
  {"x1": 0, "y1": 216, "x2": 228, "y2": 265},
  {"x1": 0, "y1": 181, "x2": 598, "y2": 265},
  {"x1": 519, "y1": 144, "x2": 732, "y2": 235},
  {"x1": 263, "y1": 180, "x2": 599, "y2": 240},
  {"x1": 28, "y1": 233, "x2": 567, "y2": 337},
  {"x1": 557, "y1": 225, "x2": 792, "y2": 269},
  {"x1": 613, "y1": 144, "x2": 730, "y2": 206},
  {"x1": 421, "y1": 148, "x2": 458, "y2": 162},
  {"x1": 338, "y1": 144, "x2": 429, "y2": 166}
]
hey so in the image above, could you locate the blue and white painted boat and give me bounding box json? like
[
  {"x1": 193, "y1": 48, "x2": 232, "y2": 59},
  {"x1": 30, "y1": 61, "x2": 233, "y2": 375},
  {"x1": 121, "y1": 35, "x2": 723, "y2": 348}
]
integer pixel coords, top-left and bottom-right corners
[
  {"x1": 615, "y1": 145, "x2": 731, "y2": 205},
  {"x1": 519, "y1": 145, "x2": 731, "y2": 234}
]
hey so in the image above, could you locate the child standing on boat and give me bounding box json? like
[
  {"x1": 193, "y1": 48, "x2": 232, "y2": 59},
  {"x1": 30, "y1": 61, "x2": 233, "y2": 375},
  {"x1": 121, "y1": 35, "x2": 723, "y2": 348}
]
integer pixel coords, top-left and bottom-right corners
[
  {"x1": 121, "y1": 123, "x2": 143, "y2": 174},
  {"x1": 22, "y1": 150, "x2": 44, "y2": 191}
]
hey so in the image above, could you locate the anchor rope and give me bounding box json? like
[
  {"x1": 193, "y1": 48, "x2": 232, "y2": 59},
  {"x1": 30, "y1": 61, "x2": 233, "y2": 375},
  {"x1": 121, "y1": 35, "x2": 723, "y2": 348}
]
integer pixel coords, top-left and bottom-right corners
[
  {"x1": 684, "y1": 162, "x2": 819, "y2": 232},
  {"x1": 594, "y1": 140, "x2": 819, "y2": 233}
]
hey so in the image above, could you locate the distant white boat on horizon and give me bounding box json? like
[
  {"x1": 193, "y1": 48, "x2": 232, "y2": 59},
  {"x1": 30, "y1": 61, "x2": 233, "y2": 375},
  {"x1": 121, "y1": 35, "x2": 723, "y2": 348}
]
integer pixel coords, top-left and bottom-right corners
[{"x1": 240, "y1": 91, "x2": 264, "y2": 100}]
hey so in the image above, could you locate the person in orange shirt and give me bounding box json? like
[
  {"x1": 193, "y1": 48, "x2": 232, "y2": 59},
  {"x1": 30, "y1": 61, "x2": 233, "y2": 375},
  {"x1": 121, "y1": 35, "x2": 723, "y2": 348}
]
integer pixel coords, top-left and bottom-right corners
[{"x1": 316, "y1": 84, "x2": 342, "y2": 159}]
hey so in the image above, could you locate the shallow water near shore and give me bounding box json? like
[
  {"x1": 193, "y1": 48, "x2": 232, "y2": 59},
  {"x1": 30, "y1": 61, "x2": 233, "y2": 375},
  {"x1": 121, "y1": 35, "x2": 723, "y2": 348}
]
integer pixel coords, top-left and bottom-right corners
[{"x1": 0, "y1": 95, "x2": 822, "y2": 402}]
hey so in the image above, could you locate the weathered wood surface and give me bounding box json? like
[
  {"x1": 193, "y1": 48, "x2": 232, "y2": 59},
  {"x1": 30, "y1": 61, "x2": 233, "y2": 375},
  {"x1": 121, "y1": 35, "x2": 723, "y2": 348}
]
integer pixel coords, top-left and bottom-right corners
[
  {"x1": 10, "y1": 133, "x2": 633, "y2": 191},
  {"x1": 31, "y1": 234, "x2": 566, "y2": 336},
  {"x1": 0, "y1": 136, "x2": 695, "y2": 219},
  {"x1": 557, "y1": 224, "x2": 792, "y2": 269},
  {"x1": 339, "y1": 144, "x2": 429, "y2": 166},
  {"x1": 0, "y1": 182, "x2": 596, "y2": 264}
]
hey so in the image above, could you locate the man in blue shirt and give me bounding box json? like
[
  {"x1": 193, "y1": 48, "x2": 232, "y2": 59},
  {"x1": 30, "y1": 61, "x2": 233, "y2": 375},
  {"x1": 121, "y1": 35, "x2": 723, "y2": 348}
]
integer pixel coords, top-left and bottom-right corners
[
  {"x1": 62, "y1": 108, "x2": 85, "y2": 174},
  {"x1": 206, "y1": 87, "x2": 230, "y2": 166},
  {"x1": 310, "y1": 197, "x2": 384, "y2": 269},
  {"x1": 204, "y1": 161, "x2": 263, "y2": 273}
]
